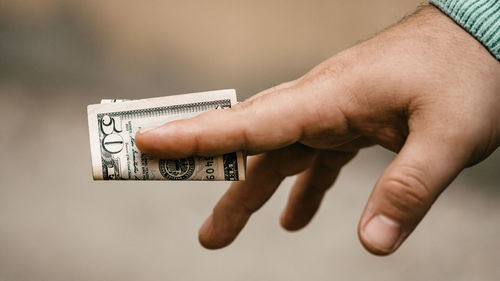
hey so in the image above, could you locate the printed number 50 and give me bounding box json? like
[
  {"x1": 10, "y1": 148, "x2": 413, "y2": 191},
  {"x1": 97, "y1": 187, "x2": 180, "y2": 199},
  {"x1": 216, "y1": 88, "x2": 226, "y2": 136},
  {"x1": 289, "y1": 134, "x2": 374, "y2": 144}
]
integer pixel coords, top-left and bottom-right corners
[{"x1": 100, "y1": 115, "x2": 124, "y2": 154}]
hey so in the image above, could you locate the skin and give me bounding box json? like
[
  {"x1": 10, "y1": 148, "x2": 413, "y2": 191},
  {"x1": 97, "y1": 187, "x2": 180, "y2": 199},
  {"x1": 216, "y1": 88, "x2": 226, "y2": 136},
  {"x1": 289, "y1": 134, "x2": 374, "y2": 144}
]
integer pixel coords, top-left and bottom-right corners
[{"x1": 135, "y1": 5, "x2": 500, "y2": 255}]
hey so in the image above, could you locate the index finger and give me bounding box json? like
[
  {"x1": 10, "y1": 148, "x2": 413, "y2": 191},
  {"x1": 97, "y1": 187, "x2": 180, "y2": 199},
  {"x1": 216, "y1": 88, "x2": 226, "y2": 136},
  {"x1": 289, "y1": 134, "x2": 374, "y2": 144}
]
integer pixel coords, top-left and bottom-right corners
[{"x1": 134, "y1": 87, "x2": 306, "y2": 158}]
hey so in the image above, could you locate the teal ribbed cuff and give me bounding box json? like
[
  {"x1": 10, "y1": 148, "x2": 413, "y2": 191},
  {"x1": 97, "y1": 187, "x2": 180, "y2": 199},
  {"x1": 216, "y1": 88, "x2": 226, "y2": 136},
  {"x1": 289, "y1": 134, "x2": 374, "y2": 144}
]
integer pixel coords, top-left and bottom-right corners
[{"x1": 430, "y1": 0, "x2": 500, "y2": 61}]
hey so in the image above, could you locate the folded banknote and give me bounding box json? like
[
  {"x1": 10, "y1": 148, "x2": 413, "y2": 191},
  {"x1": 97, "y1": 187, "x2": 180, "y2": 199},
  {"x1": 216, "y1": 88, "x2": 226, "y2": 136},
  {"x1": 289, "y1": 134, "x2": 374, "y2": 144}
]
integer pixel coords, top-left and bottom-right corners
[{"x1": 87, "y1": 89, "x2": 246, "y2": 181}]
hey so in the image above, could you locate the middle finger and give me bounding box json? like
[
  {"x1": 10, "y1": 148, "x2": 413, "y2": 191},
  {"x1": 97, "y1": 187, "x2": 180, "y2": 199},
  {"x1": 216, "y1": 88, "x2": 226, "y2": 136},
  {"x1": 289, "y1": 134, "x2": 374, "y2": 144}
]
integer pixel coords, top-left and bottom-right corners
[{"x1": 198, "y1": 143, "x2": 316, "y2": 249}]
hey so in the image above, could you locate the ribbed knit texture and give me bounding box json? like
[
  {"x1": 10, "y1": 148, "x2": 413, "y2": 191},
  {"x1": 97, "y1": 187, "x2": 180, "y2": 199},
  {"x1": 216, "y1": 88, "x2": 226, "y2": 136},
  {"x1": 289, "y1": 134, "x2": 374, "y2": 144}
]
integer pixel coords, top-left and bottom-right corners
[{"x1": 430, "y1": 0, "x2": 500, "y2": 60}]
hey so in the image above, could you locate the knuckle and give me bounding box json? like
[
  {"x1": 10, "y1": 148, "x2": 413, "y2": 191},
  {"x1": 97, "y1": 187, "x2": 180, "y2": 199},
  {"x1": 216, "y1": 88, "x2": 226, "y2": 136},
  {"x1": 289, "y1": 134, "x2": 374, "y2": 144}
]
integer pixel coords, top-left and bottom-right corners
[
  {"x1": 268, "y1": 163, "x2": 288, "y2": 180},
  {"x1": 270, "y1": 80, "x2": 296, "y2": 93},
  {"x1": 232, "y1": 99, "x2": 253, "y2": 112},
  {"x1": 239, "y1": 199, "x2": 259, "y2": 215},
  {"x1": 301, "y1": 57, "x2": 350, "y2": 85},
  {"x1": 382, "y1": 164, "x2": 431, "y2": 213}
]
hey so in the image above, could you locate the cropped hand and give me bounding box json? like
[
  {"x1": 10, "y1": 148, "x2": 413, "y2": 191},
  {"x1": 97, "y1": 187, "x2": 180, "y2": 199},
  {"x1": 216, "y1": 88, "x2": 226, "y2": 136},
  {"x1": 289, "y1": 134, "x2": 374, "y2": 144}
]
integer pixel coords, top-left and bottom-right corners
[{"x1": 135, "y1": 6, "x2": 500, "y2": 255}]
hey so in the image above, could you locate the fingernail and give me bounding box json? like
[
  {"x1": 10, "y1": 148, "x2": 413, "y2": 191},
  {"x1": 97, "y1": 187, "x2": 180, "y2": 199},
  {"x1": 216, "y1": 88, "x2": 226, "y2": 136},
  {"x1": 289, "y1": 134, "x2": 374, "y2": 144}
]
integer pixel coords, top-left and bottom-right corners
[{"x1": 363, "y1": 215, "x2": 401, "y2": 253}]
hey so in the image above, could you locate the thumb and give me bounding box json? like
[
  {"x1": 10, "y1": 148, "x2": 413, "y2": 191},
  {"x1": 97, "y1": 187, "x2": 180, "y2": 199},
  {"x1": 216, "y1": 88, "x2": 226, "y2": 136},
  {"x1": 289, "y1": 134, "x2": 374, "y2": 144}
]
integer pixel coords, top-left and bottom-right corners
[{"x1": 358, "y1": 130, "x2": 470, "y2": 255}]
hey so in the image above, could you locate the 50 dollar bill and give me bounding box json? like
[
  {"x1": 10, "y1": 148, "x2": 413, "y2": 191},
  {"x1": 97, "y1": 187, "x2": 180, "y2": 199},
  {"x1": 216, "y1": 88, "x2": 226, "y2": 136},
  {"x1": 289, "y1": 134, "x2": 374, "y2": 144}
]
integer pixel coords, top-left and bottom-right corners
[{"x1": 87, "y1": 89, "x2": 246, "y2": 181}]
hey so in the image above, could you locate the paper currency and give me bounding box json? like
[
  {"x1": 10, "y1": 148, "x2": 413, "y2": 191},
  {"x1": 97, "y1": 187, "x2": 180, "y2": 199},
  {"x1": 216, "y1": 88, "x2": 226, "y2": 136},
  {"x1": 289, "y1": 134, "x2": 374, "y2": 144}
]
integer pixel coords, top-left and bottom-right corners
[{"x1": 87, "y1": 89, "x2": 246, "y2": 181}]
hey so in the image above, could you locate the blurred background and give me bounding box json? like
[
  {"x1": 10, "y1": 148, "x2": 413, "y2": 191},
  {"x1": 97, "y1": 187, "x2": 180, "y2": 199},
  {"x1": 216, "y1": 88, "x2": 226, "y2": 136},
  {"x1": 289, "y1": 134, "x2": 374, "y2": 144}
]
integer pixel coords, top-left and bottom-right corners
[{"x1": 1, "y1": 0, "x2": 499, "y2": 280}]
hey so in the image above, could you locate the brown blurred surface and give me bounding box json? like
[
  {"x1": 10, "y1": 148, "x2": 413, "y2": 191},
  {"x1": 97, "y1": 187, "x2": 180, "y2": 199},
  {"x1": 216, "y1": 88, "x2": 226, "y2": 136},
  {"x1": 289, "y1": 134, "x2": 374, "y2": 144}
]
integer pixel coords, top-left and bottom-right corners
[{"x1": 1, "y1": 1, "x2": 499, "y2": 280}]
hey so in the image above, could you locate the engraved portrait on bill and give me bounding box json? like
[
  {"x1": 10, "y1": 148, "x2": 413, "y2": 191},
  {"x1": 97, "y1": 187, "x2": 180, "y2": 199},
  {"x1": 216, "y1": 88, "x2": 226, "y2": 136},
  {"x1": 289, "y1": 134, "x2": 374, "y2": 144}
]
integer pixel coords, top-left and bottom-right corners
[{"x1": 87, "y1": 90, "x2": 246, "y2": 181}]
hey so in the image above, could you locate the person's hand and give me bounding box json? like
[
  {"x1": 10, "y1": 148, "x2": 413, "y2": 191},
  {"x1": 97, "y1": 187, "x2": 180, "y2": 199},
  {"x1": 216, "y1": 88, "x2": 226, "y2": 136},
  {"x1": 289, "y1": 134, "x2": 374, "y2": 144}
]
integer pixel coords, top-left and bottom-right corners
[{"x1": 135, "y1": 5, "x2": 500, "y2": 255}]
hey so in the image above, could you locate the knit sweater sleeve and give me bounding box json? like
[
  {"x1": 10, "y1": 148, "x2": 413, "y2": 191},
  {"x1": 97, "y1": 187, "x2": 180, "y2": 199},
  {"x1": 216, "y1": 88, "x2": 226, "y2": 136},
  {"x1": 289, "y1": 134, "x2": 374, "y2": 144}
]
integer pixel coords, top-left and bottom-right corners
[{"x1": 430, "y1": 0, "x2": 500, "y2": 61}]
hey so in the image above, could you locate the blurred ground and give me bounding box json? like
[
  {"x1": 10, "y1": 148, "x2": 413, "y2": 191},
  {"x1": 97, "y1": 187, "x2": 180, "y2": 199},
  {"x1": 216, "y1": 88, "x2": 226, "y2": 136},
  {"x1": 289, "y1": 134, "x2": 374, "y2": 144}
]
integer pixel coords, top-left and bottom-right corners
[{"x1": 1, "y1": 0, "x2": 499, "y2": 280}]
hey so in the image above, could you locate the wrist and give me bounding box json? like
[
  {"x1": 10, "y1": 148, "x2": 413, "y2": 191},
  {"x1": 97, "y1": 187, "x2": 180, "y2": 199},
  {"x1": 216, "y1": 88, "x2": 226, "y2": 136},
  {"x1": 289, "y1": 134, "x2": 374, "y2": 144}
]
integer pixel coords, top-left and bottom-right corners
[{"x1": 430, "y1": 0, "x2": 500, "y2": 61}]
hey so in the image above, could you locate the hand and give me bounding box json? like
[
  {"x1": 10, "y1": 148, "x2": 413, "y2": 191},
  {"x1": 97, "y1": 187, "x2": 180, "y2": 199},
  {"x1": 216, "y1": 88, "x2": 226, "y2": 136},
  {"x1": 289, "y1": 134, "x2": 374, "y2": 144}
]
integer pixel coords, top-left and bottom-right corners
[{"x1": 135, "y1": 5, "x2": 500, "y2": 255}]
